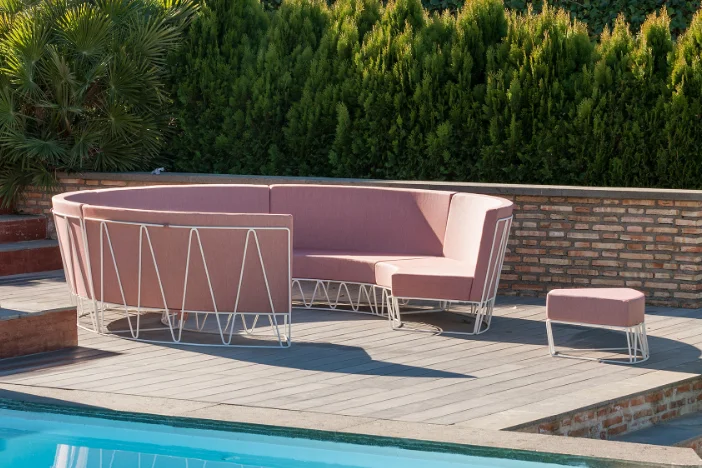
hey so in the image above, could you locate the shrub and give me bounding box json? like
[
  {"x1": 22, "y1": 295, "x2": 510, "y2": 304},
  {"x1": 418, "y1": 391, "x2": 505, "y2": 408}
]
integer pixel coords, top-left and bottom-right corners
[
  {"x1": 480, "y1": 4, "x2": 594, "y2": 184},
  {"x1": 283, "y1": 0, "x2": 382, "y2": 177},
  {"x1": 663, "y1": 10, "x2": 702, "y2": 187},
  {"x1": 0, "y1": 0, "x2": 197, "y2": 207},
  {"x1": 166, "y1": 0, "x2": 702, "y2": 189},
  {"x1": 167, "y1": 0, "x2": 330, "y2": 175},
  {"x1": 506, "y1": 0, "x2": 699, "y2": 37},
  {"x1": 582, "y1": 11, "x2": 673, "y2": 187}
]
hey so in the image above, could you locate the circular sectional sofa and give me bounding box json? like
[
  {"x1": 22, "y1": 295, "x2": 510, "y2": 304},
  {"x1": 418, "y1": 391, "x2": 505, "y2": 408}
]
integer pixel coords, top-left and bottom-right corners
[{"x1": 52, "y1": 184, "x2": 513, "y2": 347}]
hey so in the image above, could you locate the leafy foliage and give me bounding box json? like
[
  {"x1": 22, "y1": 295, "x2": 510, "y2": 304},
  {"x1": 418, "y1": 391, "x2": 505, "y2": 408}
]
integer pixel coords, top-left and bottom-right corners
[
  {"x1": 503, "y1": 0, "x2": 700, "y2": 37},
  {"x1": 261, "y1": 0, "x2": 701, "y2": 36},
  {"x1": 0, "y1": 0, "x2": 197, "y2": 207},
  {"x1": 167, "y1": 0, "x2": 702, "y2": 189}
]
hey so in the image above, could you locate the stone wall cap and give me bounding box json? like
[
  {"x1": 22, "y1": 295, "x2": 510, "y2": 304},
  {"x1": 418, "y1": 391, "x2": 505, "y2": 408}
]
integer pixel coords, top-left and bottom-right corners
[{"x1": 58, "y1": 172, "x2": 702, "y2": 201}]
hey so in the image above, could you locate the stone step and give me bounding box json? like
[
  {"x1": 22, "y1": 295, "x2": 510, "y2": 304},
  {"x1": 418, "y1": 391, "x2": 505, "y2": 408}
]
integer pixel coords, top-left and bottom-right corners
[
  {"x1": 0, "y1": 240, "x2": 63, "y2": 277},
  {"x1": 0, "y1": 215, "x2": 48, "y2": 243}
]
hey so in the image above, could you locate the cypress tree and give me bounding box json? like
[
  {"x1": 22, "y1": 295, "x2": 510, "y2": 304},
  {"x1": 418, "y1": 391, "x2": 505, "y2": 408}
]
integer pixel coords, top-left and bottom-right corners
[{"x1": 166, "y1": 0, "x2": 269, "y2": 173}]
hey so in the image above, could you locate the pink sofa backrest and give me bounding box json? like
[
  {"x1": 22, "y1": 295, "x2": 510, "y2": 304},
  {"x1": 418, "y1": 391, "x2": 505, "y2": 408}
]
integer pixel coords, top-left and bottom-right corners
[
  {"x1": 270, "y1": 185, "x2": 453, "y2": 256},
  {"x1": 52, "y1": 193, "x2": 91, "y2": 299},
  {"x1": 80, "y1": 205, "x2": 292, "y2": 314},
  {"x1": 70, "y1": 185, "x2": 270, "y2": 213},
  {"x1": 443, "y1": 193, "x2": 514, "y2": 302}
]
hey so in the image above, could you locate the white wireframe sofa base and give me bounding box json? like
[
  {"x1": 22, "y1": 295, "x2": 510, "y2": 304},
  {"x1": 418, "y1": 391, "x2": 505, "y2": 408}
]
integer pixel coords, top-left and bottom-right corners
[
  {"x1": 292, "y1": 278, "x2": 494, "y2": 335},
  {"x1": 546, "y1": 319, "x2": 649, "y2": 364},
  {"x1": 292, "y1": 278, "x2": 388, "y2": 316},
  {"x1": 76, "y1": 296, "x2": 291, "y2": 348},
  {"x1": 56, "y1": 211, "x2": 293, "y2": 348},
  {"x1": 387, "y1": 296, "x2": 494, "y2": 335}
]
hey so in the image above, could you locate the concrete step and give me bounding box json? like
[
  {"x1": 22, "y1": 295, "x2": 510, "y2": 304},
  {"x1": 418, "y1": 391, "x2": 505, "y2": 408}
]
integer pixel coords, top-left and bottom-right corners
[
  {"x1": 0, "y1": 215, "x2": 47, "y2": 243},
  {"x1": 0, "y1": 240, "x2": 63, "y2": 277}
]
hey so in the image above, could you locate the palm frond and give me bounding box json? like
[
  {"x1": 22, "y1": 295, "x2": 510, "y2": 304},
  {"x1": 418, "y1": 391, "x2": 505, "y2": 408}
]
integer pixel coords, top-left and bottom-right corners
[
  {"x1": 58, "y1": 3, "x2": 111, "y2": 60},
  {"x1": 0, "y1": 0, "x2": 193, "y2": 206}
]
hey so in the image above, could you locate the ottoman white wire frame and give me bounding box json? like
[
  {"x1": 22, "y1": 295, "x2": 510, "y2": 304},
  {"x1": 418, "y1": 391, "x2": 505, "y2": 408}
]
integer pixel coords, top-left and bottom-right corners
[{"x1": 546, "y1": 319, "x2": 650, "y2": 364}]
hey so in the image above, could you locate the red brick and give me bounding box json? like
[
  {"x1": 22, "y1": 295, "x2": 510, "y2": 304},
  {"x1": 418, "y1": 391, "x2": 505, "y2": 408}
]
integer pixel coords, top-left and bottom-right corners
[
  {"x1": 607, "y1": 425, "x2": 629, "y2": 437},
  {"x1": 593, "y1": 225, "x2": 624, "y2": 232},
  {"x1": 100, "y1": 180, "x2": 128, "y2": 187},
  {"x1": 0, "y1": 309, "x2": 77, "y2": 358},
  {"x1": 633, "y1": 409, "x2": 653, "y2": 420},
  {"x1": 603, "y1": 415, "x2": 623, "y2": 428},
  {"x1": 676, "y1": 384, "x2": 692, "y2": 393}
]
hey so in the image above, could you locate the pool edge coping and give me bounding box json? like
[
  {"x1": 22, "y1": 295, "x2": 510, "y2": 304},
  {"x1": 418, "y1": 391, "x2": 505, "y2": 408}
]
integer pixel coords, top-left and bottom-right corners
[{"x1": 0, "y1": 383, "x2": 699, "y2": 467}]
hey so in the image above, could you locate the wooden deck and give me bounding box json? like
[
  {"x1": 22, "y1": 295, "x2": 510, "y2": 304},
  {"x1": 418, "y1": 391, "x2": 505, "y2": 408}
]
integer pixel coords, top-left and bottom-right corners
[{"x1": 0, "y1": 272, "x2": 700, "y2": 431}]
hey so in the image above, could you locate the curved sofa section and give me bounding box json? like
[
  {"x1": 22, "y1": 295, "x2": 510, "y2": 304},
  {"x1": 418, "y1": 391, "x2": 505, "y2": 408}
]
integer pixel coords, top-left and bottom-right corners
[
  {"x1": 53, "y1": 184, "x2": 513, "y2": 341},
  {"x1": 53, "y1": 186, "x2": 292, "y2": 317}
]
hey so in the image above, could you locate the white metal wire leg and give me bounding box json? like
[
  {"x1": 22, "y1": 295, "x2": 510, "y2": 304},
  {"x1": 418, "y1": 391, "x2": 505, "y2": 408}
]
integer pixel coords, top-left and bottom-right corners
[
  {"x1": 545, "y1": 319, "x2": 556, "y2": 356},
  {"x1": 546, "y1": 320, "x2": 650, "y2": 364},
  {"x1": 471, "y1": 301, "x2": 493, "y2": 334},
  {"x1": 387, "y1": 295, "x2": 402, "y2": 329}
]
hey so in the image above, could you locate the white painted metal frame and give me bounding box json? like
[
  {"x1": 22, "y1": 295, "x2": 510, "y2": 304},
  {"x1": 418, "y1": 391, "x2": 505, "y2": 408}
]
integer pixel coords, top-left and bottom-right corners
[
  {"x1": 387, "y1": 216, "x2": 513, "y2": 335},
  {"x1": 291, "y1": 278, "x2": 388, "y2": 316},
  {"x1": 291, "y1": 216, "x2": 512, "y2": 336},
  {"x1": 53, "y1": 211, "x2": 292, "y2": 348},
  {"x1": 546, "y1": 319, "x2": 649, "y2": 364}
]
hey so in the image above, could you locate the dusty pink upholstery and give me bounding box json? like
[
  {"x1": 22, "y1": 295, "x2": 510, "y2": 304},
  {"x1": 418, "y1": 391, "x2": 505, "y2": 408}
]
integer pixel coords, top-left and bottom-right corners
[
  {"x1": 270, "y1": 185, "x2": 457, "y2": 287},
  {"x1": 376, "y1": 258, "x2": 474, "y2": 301},
  {"x1": 53, "y1": 184, "x2": 514, "y2": 313},
  {"x1": 270, "y1": 185, "x2": 452, "y2": 254},
  {"x1": 443, "y1": 193, "x2": 514, "y2": 302},
  {"x1": 374, "y1": 193, "x2": 513, "y2": 302},
  {"x1": 81, "y1": 206, "x2": 291, "y2": 314},
  {"x1": 73, "y1": 185, "x2": 270, "y2": 213},
  {"x1": 53, "y1": 192, "x2": 91, "y2": 299},
  {"x1": 547, "y1": 288, "x2": 645, "y2": 327},
  {"x1": 53, "y1": 186, "x2": 290, "y2": 315},
  {"x1": 295, "y1": 250, "x2": 425, "y2": 284}
]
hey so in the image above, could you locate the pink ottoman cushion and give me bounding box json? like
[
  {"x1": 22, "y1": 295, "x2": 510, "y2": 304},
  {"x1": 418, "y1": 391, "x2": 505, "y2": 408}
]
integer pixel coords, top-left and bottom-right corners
[{"x1": 546, "y1": 288, "x2": 645, "y2": 328}]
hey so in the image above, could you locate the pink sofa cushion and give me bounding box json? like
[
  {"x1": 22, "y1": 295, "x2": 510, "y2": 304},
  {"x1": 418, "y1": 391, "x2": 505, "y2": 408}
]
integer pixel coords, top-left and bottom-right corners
[
  {"x1": 52, "y1": 193, "x2": 91, "y2": 299},
  {"x1": 73, "y1": 185, "x2": 270, "y2": 213},
  {"x1": 443, "y1": 193, "x2": 513, "y2": 302},
  {"x1": 295, "y1": 249, "x2": 425, "y2": 284},
  {"x1": 52, "y1": 192, "x2": 86, "y2": 218},
  {"x1": 80, "y1": 205, "x2": 292, "y2": 315},
  {"x1": 546, "y1": 288, "x2": 645, "y2": 327},
  {"x1": 375, "y1": 258, "x2": 474, "y2": 302},
  {"x1": 270, "y1": 185, "x2": 452, "y2": 256}
]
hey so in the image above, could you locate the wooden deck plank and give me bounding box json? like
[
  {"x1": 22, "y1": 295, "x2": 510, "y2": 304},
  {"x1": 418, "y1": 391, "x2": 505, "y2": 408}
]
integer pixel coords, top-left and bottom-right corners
[{"x1": 0, "y1": 274, "x2": 700, "y2": 429}]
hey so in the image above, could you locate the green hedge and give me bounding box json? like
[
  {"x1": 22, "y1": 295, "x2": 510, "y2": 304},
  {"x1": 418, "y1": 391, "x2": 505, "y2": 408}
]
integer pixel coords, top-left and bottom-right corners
[
  {"x1": 260, "y1": 0, "x2": 700, "y2": 36},
  {"x1": 165, "y1": 0, "x2": 702, "y2": 188},
  {"x1": 503, "y1": 0, "x2": 700, "y2": 37}
]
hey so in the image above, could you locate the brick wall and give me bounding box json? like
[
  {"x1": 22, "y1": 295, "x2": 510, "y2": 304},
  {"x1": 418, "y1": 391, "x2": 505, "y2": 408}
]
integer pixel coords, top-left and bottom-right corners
[
  {"x1": 0, "y1": 308, "x2": 78, "y2": 358},
  {"x1": 16, "y1": 172, "x2": 702, "y2": 308},
  {"x1": 512, "y1": 376, "x2": 702, "y2": 441}
]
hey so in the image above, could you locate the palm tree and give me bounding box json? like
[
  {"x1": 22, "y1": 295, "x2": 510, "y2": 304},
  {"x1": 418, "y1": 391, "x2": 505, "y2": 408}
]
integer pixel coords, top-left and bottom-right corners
[{"x1": 0, "y1": 0, "x2": 198, "y2": 208}]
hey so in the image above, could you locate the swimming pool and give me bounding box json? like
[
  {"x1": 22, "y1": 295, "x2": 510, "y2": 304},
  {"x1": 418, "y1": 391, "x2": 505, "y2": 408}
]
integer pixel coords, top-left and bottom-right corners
[{"x1": 0, "y1": 407, "x2": 599, "y2": 467}]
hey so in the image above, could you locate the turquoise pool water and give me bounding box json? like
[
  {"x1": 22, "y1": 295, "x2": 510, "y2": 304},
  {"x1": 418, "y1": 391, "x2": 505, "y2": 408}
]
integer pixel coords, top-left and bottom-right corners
[{"x1": 0, "y1": 408, "x2": 588, "y2": 468}]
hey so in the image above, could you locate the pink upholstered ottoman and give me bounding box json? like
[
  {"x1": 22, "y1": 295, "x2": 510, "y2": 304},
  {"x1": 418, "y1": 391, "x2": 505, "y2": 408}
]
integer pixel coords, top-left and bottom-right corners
[{"x1": 546, "y1": 288, "x2": 649, "y2": 364}]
